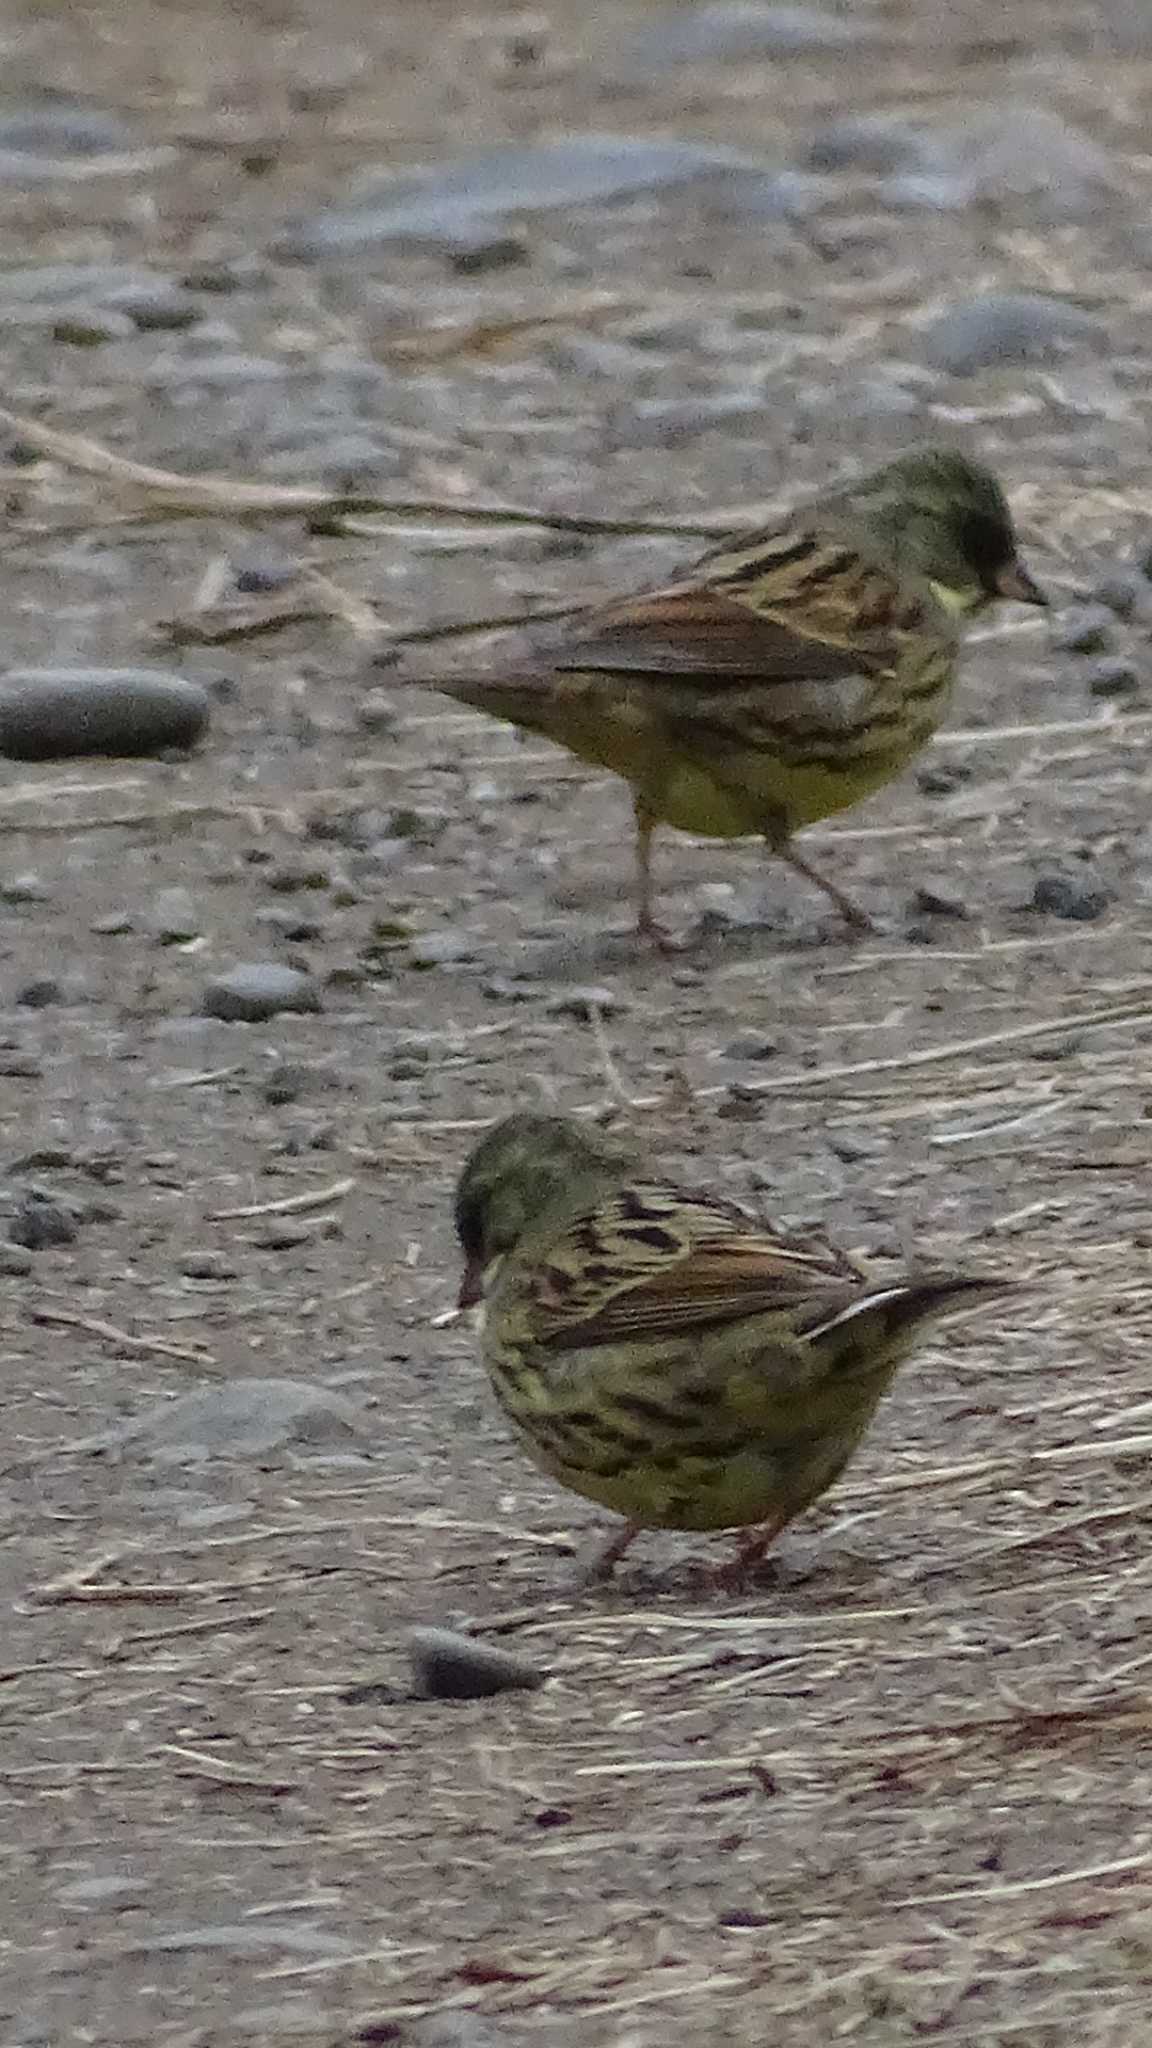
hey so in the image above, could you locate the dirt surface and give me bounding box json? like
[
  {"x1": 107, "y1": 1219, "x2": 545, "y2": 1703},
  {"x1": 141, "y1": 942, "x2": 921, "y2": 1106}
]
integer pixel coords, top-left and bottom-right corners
[{"x1": 5, "y1": 3, "x2": 1152, "y2": 2044}]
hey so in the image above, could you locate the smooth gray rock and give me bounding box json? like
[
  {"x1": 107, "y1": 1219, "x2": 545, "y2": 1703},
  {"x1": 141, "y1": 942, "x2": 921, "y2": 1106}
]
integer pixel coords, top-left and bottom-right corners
[
  {"x1": 274, "y1": 135, "x2": 796, "y2": 256},
  {"x1": 201, "y1": 964, "x2": 321, "y2": 1022},
  {"x1": 109, "y1": 1379, "x2": 367, "y2": 1463},
  {"x1": 918, "y1": 293, "x2": 1104, "y2": 375},
  {"x1": 408, "y1": 1626, "x2": 547, "y2": 1700},
  {"x1": 0, "y1": 669, "x2": 209, "y2": 760}
]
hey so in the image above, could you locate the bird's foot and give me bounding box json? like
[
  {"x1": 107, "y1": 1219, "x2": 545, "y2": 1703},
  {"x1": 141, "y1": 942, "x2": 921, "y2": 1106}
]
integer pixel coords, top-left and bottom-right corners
[{"x1": 635, "y1": 913, "x2": 690, "y2": 955}]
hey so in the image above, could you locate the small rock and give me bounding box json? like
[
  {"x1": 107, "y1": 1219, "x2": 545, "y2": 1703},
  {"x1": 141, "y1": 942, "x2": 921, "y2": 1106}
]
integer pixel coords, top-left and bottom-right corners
[
  {"x1": 611, "y1": 3, "x2": 880, "y2": 72},
  {"x1": 0, "y1": 872, "x2": 51, "y2": 904},
  {"x1": 0, "y1": 1243, "x2": 33, "y2": 1275},
  {"x1": 52, "y1": 308, "x2": 134, "y2": 345},
  {"x1": 1027, "y1": 874, "x2": 1112, "y2": 922},
  {"x1": 1090, "y1": 568, "x2": 1150, "y2": 619},
  {"x1": 0, "y1": 669, "x2": 210, "y2": 761},
  {"x1": 252, "y1": 1220, "x2": 316, "y2": 1251},
  {"x1": 407, "y1": 1626, "x2": 546, "y2": 1700},
  {"x1": 262, "y1": 1061, "x2": 319, "y2": 1105},
  {"x1": 1051, "y1": 605, "x2": 1114, "y2": 655},
  {"x1": 201, "y1": 964, "x2": 321, "y2": 1022},
  {"x1": 911, "y1": 883, "x2": 969, "y2": 919},
  {"x1": 145, "y1": 888, "x2": 201, "y2": 943},
  {"x1": 723, "y1": 1029, "x2": 780, "y2": 1060},
  {"x1": 480, "y1": 976, "x2": 537, "y2": 1005},
  {"x1": 16, "y1": 976, "x2": 62, "y2": 1007},
  {"x1": 716, "y1": 1083, "x2": 764, "y2": 1120},
  {"x1": 56, "y1": 1874, "x2": 149, "y2": 1908},
  {"x1": 179, "y1": 1250, "x2": 238, "y2": 1280},
  {"x1": 409, "y1": 930, "x2": 478, "y2": 969},
  {"x1": 253, "y1": 907, "x2": 324, "y2": 943},
  {"x1": 1087, "y1": 657, "x2": 1142, "y2": 698},
  {"x1": 10, "y1": 1189, "x2": 79, "y2": 1249},
  {"x1": 917, "y1": 293, "x2": 1104, "y2": 376},
  {"x1": 917, "y1": 762, "x2": 973, "y2": 796},
  {"x1": 356, "y1": 689, "x2": 399, "y2": 734},
  {"x1": 108, "y1": 1378, "x2": 367, "y2": 1463},
  {"x1": 90, "y1": 910, "x2": 134, "y2": 935},
  {"x1": 275, "y1": 135, "x2": 798, "y2": 258},
  {"x1": 544, "y1": 985, "x2": 629, "y2": 1020}
]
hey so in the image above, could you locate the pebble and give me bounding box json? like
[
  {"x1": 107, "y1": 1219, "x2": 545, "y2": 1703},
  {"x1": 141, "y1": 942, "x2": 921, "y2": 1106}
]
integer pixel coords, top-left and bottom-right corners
[
  {"x1": 544, "y1": 985, "x2": 629, "y2": 1020},
  {"x1": 1089, "y1": 568, "x2": 1150, "y2": 619},
  {"x1": 1027, "y1": 874, "x2": 1112, "y2": 921},
  {"x1": 274, "y1": 135, "x2": 799, "y2": 258},
  {"x1": 1051, "y1": 605, "x2": 1115, "y2": 655},
  {"x1": 0, "y1": 1244, "x2": 33, "y2": 1275},
  {"x1": 611, "y1": 4, "x2": 880, "y2": 72},
  {"x1": 917, "y1": 293, "x2": 1104, "y2": 376},
  {"x1": 409, "y1": 929, "x2": 478, "y2": 969},
  {"x1": 723, "y1": 1029, "x2": 780, "y2": 1060},
  {"x1": 0, "y1": 669, "x2": 210, "y2": 761},
  {"x1": 10, "y1": 1189, "x2": 79, "y2": 1249},
  {"x1": 917, "y1": 762, "x2": 973, "y2": 796},
  {"x1": 0, "y1": 873, "x2": 52, "y2": 904},
  {"x1": 815, "y1": 104, "x2": 1122, "y2": 221},
  {"x1": 145, "y1": 888, "x2": 202, "y2": 944},
  {"x1": 407, "y1": 1626, "x2": 547, "y2": 1700},
  {"x1": 356, "y1": 688, "x2": 399, "y2": 734},
  {"x1": 179, "y1": 1250, "x2": 239, "y2": 1281},
  {"x1": 911, "y1": 883, "x2": 969, "y2": 919},
  {"x1": 201, "y1": 964, "x2": 321, "y2": 1022},
  {"x1": 16, "y1": 976, "x2": 62, "y2": 1007},
  {"x1": 1087, "y1": 657, "x2": 1142, "y2": 698},
  {"x1": 107, "y1": 1378, "x2": 367, "y2": 1463}
]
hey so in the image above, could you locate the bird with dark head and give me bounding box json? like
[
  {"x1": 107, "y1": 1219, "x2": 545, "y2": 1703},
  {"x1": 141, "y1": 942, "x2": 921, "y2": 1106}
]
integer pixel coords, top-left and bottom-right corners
[
  {"x1": 453, "y1": 1111, "x2": 1009, "y2": 1581},
  {"x1": 413, "y1": 446, "x2": 1044, "y2": 946}
]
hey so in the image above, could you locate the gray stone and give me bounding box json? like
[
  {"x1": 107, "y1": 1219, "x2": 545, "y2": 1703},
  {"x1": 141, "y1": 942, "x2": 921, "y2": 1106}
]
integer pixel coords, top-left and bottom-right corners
[
  {"x1": 408, "y1": 1626, "x2": 547, "y2": 1700},
  {"x1": 274, "y1": 135, "x2": 798, "y2": 257},
  {"x1": 1087, "y1": 657, "x2": 1142, "y2": 698},
  {"x1": 409, "y1": 929, "x2": 478, "y2": 969},
  {"x1": 545, "y1": 985, "x2": 630, "y2": 1019},
  {"x1": 0, "y1": 669, "x2": 209, "y2": 761},
  {"x1": 108, "y1": 1378, "x2": 367, "y2": 1463},
  {"x1": 0, "y1": 873, "x2": 52, "y2": 904},
  {"x1": 145, "y1": 888, "x2": 201, "y2": 944},
  {"x1": 201, "y1": 964, "x2": 321, "y2": 1022},
  {"x1": 1027, "y1": 874, "x2": 1112, "y2": 922},
  {"x1": 10, "y1": 1189, "x2": 79, "y2": 1249},
  {"x1": 612, "y1": 4, "x2": 879, "y2": 72},
  {"x1": 1051, "y1": 605, "x2": 1115, "y2": 655},
  {"x1": 917, "y1": 293, "x2": 1104, "y2": 375}
]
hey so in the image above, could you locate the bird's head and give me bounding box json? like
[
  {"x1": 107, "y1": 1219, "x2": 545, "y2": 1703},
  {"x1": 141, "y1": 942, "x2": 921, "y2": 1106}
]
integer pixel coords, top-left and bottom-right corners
[
  {"x1": 453, "y1": 1112, "x2": 625, "y2": 1308},
  {"x1": 848, "y1": 447, "x2": 1046, "y2": 615}
]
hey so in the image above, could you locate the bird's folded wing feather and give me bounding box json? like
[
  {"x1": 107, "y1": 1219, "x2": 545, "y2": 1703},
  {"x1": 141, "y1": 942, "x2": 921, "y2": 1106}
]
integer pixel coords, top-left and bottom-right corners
[
  {"x1": 548, "y1": 527, "x2": 934, "y2": 683},
  {"x1": 518, "y1": 1185, "x2": 864, "y2": 1349}
]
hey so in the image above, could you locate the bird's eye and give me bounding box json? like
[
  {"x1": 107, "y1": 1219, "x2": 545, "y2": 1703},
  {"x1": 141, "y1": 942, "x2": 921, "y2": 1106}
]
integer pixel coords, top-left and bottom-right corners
[{"x1": 958, "y1": 509, "x2": 1011, "y2": 587}]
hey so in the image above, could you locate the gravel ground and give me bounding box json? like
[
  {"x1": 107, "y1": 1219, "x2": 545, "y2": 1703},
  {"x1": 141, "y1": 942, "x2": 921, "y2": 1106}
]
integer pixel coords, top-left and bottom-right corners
[{"x1": 4, "y1": 3, "x2": 1152, "y2": 2044}]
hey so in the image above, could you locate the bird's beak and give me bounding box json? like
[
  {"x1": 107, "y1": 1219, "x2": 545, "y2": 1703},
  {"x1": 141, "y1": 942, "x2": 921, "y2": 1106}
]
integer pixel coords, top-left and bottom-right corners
[
  {"x1": 457, "y1": 1256, "x2": 484, "y2": 1310},
  {"x1": 996, "y1": 557, "x2": 1047, "y2": 606}
]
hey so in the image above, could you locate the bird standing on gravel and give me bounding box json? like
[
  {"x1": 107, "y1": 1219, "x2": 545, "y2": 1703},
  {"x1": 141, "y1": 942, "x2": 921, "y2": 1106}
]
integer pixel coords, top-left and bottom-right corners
[
  {"x1": 453, "y1": 1112, "x2": 1007, "y2": 1579},
  {"x1": 415, "y1": 447, "x2": 1044, "y2": 946}
]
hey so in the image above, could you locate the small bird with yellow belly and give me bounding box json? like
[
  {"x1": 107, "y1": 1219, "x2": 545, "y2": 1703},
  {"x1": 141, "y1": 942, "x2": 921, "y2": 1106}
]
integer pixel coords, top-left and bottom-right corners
[
  {"x1": 454, "y1": 1112, "x2": 1007, "y2": 1580},
  {"x1": 416, "y1": 446, "x2": 1044, "y2": 944}
]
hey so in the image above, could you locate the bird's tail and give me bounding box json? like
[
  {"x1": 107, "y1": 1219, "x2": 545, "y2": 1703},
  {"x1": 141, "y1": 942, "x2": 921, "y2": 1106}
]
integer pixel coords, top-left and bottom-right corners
[
  {"x1": 399, "y1": 669, "x2": 561, "y2": 739},
  {"x1": 810, "y1": 1272, "x2": 1008, "y2": 1361}
]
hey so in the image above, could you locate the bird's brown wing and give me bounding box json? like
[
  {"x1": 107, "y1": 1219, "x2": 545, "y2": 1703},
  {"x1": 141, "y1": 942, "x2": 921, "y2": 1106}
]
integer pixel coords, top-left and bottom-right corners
[
  {"x1": 550, "y1": 527, "x2": 933, "y2": 683},
  {"x1": 514, "y1": 1183, "x2": 864, "y2": 1351}
]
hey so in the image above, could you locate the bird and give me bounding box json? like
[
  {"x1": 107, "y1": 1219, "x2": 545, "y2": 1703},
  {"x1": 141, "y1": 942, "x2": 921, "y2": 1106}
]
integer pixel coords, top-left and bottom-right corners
[
  {"x1": 453, "y1": 1112, "x2": 1008, "y2": 1580},
  {"x1": 413, "y1": 446, "x2": 1044, "y2": 946}
]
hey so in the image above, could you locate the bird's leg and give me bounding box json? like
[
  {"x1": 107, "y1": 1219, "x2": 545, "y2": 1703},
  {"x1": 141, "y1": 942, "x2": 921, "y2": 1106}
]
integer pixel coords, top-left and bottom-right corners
[
  {"x1": 772, "y1": 838, "x2": 875, "y2": 934},
  {"x1": 632, "y1": 797, "x2": 684, "y2": 951},
  {"x1": 713, "y1": 1511, "x2": 791, "y2": 1588},
  {"x1": 584, "y1": 1518, "x2": 642, "y2": 1582}
]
